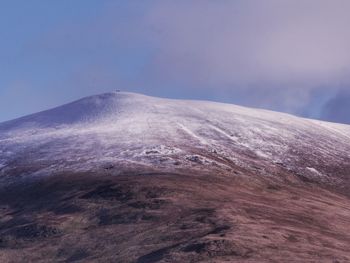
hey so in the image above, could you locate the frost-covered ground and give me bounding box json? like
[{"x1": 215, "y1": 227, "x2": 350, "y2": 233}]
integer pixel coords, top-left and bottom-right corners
[{"x1": 0, "y1": 92, "x2": 350, "y2": 186}]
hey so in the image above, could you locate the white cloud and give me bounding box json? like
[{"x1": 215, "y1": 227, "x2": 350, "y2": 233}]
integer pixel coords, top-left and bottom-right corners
[{"x1": 137, "y1": 0, "x2": 350, "y2": 112}]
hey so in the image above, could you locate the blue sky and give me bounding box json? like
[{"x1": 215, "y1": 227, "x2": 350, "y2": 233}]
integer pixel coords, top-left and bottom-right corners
[{"x1": 1, "y1": 1, "x2": 349, "y2": 123}]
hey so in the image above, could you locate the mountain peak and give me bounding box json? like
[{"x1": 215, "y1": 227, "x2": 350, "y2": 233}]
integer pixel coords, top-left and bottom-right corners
[
  {"x1": 1, "y1": 91, "x2": 350, "y2": 188},
  {"x1": 0, "y1": 91, "x2": 149, "y2": 131}
]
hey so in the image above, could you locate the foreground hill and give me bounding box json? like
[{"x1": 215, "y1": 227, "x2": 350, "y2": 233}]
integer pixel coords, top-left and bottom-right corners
[{"x1": 0, "y1": 92, "x2": 349, "y2": 262}]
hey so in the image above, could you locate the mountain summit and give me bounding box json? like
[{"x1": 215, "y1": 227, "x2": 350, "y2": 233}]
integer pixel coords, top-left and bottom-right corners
[{"x1": 1, "y1": 92, "x2": 350, "y2": 262}]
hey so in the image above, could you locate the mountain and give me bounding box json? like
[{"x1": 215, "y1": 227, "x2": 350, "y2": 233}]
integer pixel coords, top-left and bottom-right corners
[{"x1": 0, "y1": 92, "x2": 350, "y2": 262}]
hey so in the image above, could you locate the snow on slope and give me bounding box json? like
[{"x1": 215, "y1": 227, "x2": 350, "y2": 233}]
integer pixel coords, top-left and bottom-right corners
[{"x1": 0, "y1": 92, "x2": 350, "y2": 185}]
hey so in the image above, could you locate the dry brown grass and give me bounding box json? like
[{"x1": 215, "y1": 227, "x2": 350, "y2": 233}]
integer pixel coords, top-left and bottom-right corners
[{"x1": 0, "y1": 169, "x2": 349, "y2": 263}]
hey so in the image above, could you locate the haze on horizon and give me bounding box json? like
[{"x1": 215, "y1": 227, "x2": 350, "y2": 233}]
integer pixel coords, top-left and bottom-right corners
[{"x1": 1, "y1": 0, "x2": 349, "y2": 124}]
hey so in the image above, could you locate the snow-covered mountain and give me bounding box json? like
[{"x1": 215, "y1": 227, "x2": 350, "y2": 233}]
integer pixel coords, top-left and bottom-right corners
[
  {"x1": 1, "y1": 91, "x2": 350, "y2": 188},
  {"x1": 1, "y1": 92, "x2": 350, "y2": 262}
]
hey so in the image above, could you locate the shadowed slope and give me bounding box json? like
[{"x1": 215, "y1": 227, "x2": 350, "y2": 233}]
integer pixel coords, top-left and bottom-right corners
[{"x1": 0, "y1": 170, "x2": 350, "y2": 263}]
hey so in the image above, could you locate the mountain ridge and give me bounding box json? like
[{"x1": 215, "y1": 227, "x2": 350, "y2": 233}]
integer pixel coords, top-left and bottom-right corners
[{"x1": 1, "y1": 91, "x2": 350, "y2": 188}]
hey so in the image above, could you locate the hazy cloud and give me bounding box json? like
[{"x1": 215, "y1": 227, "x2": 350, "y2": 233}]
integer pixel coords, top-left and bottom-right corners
[
  {"x1": 1, "y1": 1, "x2": 350, "y2": 122},
  {"x1": 140, "y1": 0, "x2": 350, "y2": 113},
  {"x1": 321, "y1": 89, "x2": 350, "y2": 124}
]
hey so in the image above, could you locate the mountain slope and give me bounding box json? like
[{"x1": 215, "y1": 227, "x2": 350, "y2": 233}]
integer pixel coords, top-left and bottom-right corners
[
  {"x1": 1, "y1": 92, "x2": 350, "y2": 186},
  {"x1": 0, "y1": 92, "x2": 350, "y2": 262}
]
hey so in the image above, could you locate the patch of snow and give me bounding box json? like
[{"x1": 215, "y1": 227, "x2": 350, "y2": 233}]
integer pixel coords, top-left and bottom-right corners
[
  {"x1": 177, "y1": 123, "x2": 208, "y2": 145},
  {"x1": 255, "y1": 150, "x2": 270, "y2": 159},
  {"x1": 306, "y1": 167, "x2": 322, "y2": 175},
  {"x1": 141, "y1": 145, "x2": 182, "y2": 156}
]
